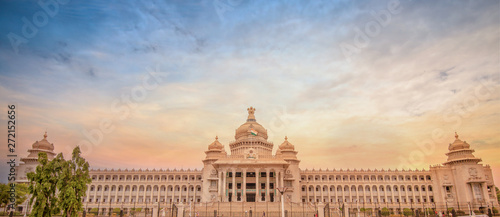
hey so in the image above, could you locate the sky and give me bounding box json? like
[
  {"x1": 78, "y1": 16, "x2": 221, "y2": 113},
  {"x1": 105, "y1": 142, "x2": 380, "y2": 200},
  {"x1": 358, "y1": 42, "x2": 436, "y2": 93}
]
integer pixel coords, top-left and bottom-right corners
[{"x1": 0, "y1": 0, "x2": 499, "y2": 185}]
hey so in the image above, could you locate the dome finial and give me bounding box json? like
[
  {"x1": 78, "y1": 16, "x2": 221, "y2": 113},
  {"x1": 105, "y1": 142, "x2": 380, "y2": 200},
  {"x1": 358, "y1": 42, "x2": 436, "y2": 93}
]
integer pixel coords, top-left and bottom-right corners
[
  {"x1": 285, "y1": 136, "x2": 288, "y2": 141},
  {"x1": 215, "y1": 135, "x2": 218, "y2": 140},
  {"x1": 455, "y1": 132, "x2": 458, "y2": 139},
  {"x1": 247, "y1": 107, "x2": 256, "y2": 121},
  {"x1": 44, "y1": 131, "x2": 47, "y2": 139}
]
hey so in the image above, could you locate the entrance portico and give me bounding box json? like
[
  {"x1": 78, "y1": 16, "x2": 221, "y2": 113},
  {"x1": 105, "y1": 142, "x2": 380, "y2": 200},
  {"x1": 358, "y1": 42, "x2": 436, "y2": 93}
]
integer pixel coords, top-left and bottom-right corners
[{"x1": 213, "y1": 159, "x2": 289, "y2": 202}]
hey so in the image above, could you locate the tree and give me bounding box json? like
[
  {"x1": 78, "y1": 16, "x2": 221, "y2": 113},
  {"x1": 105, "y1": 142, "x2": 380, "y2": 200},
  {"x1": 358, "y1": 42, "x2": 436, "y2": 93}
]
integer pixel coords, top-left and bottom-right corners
[
  {"x1": 0, "y1": 184, "x2": 10, "y2": 212},
  {"x1": 28, "y1": 152, "x2": 64, "y2": 217},
  {"x1": 28, "y1": 147, "x2": 91, "y2": 217},
  {"x1": 57, "y1": 146, "x2": 91, "y2": 217},
  {"x1": 496, "y1": 186, "x2": 500, "y2": 204},
  {"x1": 381, "y1": 207, "x2": 390, "y2": 216},
  {"x1": 15, "y1": 183, "x2": 29, "y2": 207},
  {"x1": 403, "y1": 208, "x2": 413, "y2": 216}
]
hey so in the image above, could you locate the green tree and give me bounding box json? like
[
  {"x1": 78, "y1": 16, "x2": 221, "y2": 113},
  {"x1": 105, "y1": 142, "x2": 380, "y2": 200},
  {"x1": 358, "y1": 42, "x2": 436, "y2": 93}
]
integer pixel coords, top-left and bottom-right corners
[
  {"x1": 496, "y1": 186, "x2": 500, "y2": 204},
  {"x1": 28, "y1": 152, "x2": 64, "y2": 217},
  {"x1": 381, "y1": 207, "x2": 390, "y2": 216},
  {"x1": 0, "y1": 184, "x2": 10, "y2": 212},
  {"x1": 57, "y1": 146, "x2": 91, "y2": 217},
  {"x1": 403, "y1": 208, "x2": 413, "y2": 216},
  {"x1": 15, "y1": 183, "x2": 29, "y2": 207}
]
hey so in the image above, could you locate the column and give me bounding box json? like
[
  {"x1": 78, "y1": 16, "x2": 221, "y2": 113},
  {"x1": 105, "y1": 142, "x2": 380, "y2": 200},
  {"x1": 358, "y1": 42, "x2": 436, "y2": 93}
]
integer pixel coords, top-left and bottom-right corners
[
  {"x1": 164, "y1": 186, "x2": 168, "y2": 204},
  {"x1": 334, "y1": 185, "x2": 338, "y2": 204},
  {"x1": 266, "y1": 169, "x2": 270, "y2": 202},
  {"x1": 130, "y1": 186, "x2": 134, "y2": 203},
  {"x1": 313, "y1": 185, "x2": 317, "y2": 203},
  {"x1": 256, "y1": 168, "x2": 260, "y2": 202},
  {"x1": 243, "y1": 168, "x2": 247, "y2": 202},
  {"x1": 143, "y1": 185, "x2": 147, "y2": 203},
  {"x1": 193, "y1": 185, "x2": 196, "y2": 203},
  {"x1": 275, "y1": 170, "x2": 279, "y2": 202},
  {"x1": 218, "y1": 171, "x2": 222, "y2": 199},
  {"x1": 100, "y1": 186, "x2": 104, "y2": 203},
  {"x1": 222, "y1": 169, "x2": 227, "y2": 202},
  {"x1": 232, "y1": 169, "x2": 236, "y2": 202},
  {"x1": 94, "y1": 186, "x2": 98, "y2": 203},
  {"x1": 306, "y1": 185, "x2": 310, "y2": 202},
  {"x1": 170, "y1": 186, "x2": 174, "y2": 203},
  {"x1": 179, "y1": 185, "x2": 182, "y2": 203},
  {"x1": 150, "y1": 185, "x2": 154, "y2": 203},
  {"x1": 328, "y1": 186, "x2": 331, "y2": 203},
  {"x1": 280, "y1": 170, "x2": 284, "y2": 189},
  {"x1": 112, "y1": 186, "x2": 117, "y2": 203}
]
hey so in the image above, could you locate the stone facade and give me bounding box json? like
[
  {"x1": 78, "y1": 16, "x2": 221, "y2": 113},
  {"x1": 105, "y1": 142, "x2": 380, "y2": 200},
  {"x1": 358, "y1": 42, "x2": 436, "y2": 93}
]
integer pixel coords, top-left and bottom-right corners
[{"x1": 16, "y1": 107, "x2": 499, "y2": 214}]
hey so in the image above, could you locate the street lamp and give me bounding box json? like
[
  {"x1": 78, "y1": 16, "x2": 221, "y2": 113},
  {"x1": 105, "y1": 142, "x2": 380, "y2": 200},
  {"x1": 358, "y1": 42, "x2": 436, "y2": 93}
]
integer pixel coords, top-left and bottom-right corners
[
  {"x1": 276, "y1": 187, "x2": 288, "y2": 217},
  {"x1": 445, "y1": 201, "x2": 448, "y2": 216},
  {"x1": 398, "y1": 201, "x2": 401, "y2": 217}
]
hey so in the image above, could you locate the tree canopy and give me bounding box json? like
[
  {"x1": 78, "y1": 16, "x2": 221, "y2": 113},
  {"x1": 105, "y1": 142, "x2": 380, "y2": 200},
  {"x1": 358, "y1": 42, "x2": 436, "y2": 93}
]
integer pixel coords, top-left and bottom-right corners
[{"x1": 28, "y1": 146, "x2": 90, "y2": 217}]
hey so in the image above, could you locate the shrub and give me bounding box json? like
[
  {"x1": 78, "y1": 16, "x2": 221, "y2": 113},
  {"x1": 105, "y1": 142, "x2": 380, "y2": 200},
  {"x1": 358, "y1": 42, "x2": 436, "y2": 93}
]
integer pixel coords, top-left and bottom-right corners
[
  {"x1": 381, "y1": 208, "x2": 390, "y2": 216},
  {"x1": 403, "y1": 208, "x2": 413, "y2": 216}
]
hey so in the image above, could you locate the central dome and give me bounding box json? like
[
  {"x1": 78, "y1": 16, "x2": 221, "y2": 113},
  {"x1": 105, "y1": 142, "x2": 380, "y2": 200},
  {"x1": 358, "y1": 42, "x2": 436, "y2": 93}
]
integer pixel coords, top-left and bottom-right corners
[{"x1": 235, "y1": 107, "x2": 268, "y2": 140}]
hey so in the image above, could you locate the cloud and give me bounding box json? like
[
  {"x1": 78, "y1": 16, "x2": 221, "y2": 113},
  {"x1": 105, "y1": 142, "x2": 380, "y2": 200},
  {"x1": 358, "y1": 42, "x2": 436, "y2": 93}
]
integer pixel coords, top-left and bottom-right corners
[{"x1": 0, "y1": 0, "x2": 499, "y2": 185}]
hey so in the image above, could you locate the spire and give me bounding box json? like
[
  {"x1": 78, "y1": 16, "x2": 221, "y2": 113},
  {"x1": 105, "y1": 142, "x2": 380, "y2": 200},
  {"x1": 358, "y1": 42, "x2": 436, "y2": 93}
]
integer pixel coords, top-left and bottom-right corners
[
  {"x1": 455, "y1": 132, "x2": 458, "y2": 139},
  {"x1": 43, "y1": 131, "x2": 47, "y2": 139},
  {"x1": 215, "y1": 135, "x2": 218, "y2": 140},
  {"x1": 247, "y1": 107, "x2": 256, "y2": 121},
  {"x1": 285, "y1": 136, "x2": 288, "y2": 141}
]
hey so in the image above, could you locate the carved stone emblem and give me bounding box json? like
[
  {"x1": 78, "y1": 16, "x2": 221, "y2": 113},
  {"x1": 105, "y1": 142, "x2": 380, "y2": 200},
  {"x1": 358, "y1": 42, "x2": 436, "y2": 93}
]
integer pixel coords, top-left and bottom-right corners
[
  {"x1": 245, "y1": 149, "x2": 258, "y2": 159},
  {"x1": 468, "y1": 168, "x2": 478, "y2": 177}
]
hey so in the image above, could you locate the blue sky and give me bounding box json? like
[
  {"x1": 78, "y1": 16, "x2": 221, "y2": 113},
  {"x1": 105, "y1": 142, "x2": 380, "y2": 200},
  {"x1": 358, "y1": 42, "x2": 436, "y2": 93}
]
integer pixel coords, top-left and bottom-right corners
[{"x1": 0, "y1": 0, "x2": 499, "y2": 184}]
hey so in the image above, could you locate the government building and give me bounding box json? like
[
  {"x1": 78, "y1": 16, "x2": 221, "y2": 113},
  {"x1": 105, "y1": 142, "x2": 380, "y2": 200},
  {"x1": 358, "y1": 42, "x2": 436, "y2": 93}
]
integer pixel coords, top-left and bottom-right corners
[{"x1": 16, "y1": 107, "x2": 499, "y2": 216}]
